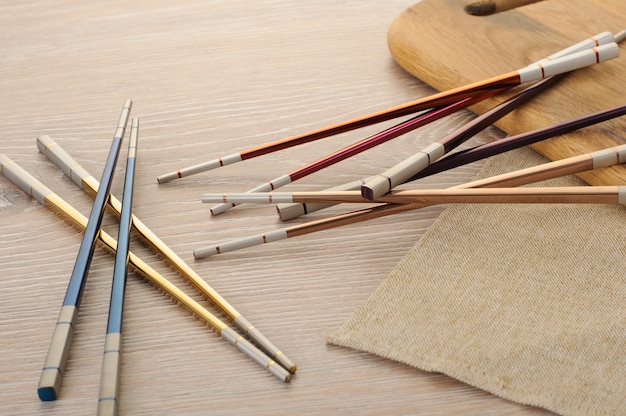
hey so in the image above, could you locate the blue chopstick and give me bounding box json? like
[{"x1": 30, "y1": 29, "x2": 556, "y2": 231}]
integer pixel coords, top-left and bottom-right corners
[{"x1": 38, "y1": 100, "x2": 132, "y2": 402}]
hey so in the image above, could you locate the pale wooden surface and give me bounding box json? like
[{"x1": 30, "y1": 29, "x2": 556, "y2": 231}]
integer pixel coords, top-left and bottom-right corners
[{"x1": 0, "y1": 1, "x2": 556, "y2": 415}]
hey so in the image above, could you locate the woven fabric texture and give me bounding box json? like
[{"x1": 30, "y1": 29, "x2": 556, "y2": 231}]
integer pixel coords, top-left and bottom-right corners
[{"x1": 327, "y1": 147, "x2": 626, "y2": 416}]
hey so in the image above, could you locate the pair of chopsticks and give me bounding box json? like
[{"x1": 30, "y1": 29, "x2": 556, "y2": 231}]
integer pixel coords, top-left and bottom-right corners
[
  {"x1": 18, "y1": 99, "x2": 134, "y2": 406},
  {"x1": 157, "y1": 31, "x2": 621, "y2": 218},
  {"x1": 1, "y1": 102, "x2": 295, "y2": 409},
  {"x1": 0, "y1": 101, "x2": 139, "y2": 413}
]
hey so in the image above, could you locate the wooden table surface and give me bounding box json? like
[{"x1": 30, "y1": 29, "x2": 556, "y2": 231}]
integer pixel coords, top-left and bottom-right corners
[{"x1": 0, "y1": 1, "x2": 554, "y2": 414}]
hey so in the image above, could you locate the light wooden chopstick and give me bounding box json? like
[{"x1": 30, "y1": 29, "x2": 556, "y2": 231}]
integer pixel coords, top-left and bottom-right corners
[{"x1": 202, "y1": 186, "x2": 625, "y2": 205}]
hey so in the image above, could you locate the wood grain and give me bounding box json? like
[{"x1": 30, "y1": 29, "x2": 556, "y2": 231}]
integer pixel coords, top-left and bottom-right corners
[
  {"x1": 388, "y1": 0, "x2": 626, "y2": 186},
  {"x1": 0, "y1": 1, "x2": 560, "y2": 415}
]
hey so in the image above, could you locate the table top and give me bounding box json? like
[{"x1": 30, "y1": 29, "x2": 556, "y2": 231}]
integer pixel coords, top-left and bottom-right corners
[{"x1": 0, "y1": 1, "x2": 553, "y2": 414}]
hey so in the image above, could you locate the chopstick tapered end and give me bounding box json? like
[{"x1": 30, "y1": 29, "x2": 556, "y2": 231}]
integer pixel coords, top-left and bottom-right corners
[
  {"x1": 269, "y1": 364, "x2": 293, "y2": 383},
  {"x1": 221, "y1": 327, "x2": 292, "y2": 382},
  {"x1": 156, "y1": 171, "x2": 178, "y2": 184},
  {"x1": 97, "y1": 399, "x2": 117, "y2": 416},
  {"x1": 37, "y1": 305, "x2": 78, "y2": 401},
  {"x1": 361, "y1": 186, "x2": 377, "y2": 201},
  {"x1": 37, "y1": 373, "x2": 60, "y2": 401},
  {"x1": 281, "y1": 358, "x2": 297, "y2": 374}
]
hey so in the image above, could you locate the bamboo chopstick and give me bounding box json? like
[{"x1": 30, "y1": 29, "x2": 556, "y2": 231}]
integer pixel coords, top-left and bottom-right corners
[
  {"x1": 157, "y1": 41, "x2": 618, "y2": 184},
  {"x1": 0, "y1": 155, "x2": 292, "y2": 384},
  {"x1": 193, "y1": 143, "x2": 626, "y2": 258},
  {"x1": 97, "y1": 118, "x2": 139, "y2": 416},
  {"x1": 36, "y1": 136, "x2": 296, "y2": 375},
  {"x1": 204, "y1": 186, "x2": 626, "y2": 205},
  {"x1": 34, "y1": 100, "x2": 131, "y2": 401}
]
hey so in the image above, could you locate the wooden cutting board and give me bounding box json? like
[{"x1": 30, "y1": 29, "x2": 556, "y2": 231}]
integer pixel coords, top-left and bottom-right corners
[{"x1": 388, "y1": 0, "x2": 626, "y2": 185}]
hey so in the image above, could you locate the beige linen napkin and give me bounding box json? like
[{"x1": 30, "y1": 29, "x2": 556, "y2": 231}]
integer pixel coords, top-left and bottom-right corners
[{"x1": 327, "y1": 147, "x2": 626, "y2": 416}]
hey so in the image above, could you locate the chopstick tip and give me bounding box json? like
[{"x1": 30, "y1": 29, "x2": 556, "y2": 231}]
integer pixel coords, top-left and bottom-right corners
[
  {"x1": 37, "y1": 385, "x2": 58, "y2": 402},
  {"x1": 361, "y1": 187, "x2": 376, "y2": 201}
]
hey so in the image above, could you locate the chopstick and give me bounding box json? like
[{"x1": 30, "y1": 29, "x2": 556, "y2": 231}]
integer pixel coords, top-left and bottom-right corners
[
  {"x1": 193, "y1": 143, "x2": 626, "y2": 258},
  {"x1": 410, "y1": 104, "x2": 626, "y2": 181},
  {"x1": 36, "y1": 136, "x2": 296, "y2": 375},
  {"x1": 97, "y1": 118, "x2": 139, "y2": 416},
  {"x1": 156, "y1": 41, "x2": 618, "y2": 184},
  {"x1": 34, "y1": 100, "x2": 131, "y2": 401},
  {"x1": 203, "y1": 186, "x2": 626, "y2": 205},
  {"x1": 0, "y1": 155, "x2": 292, "y2": 384}
]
